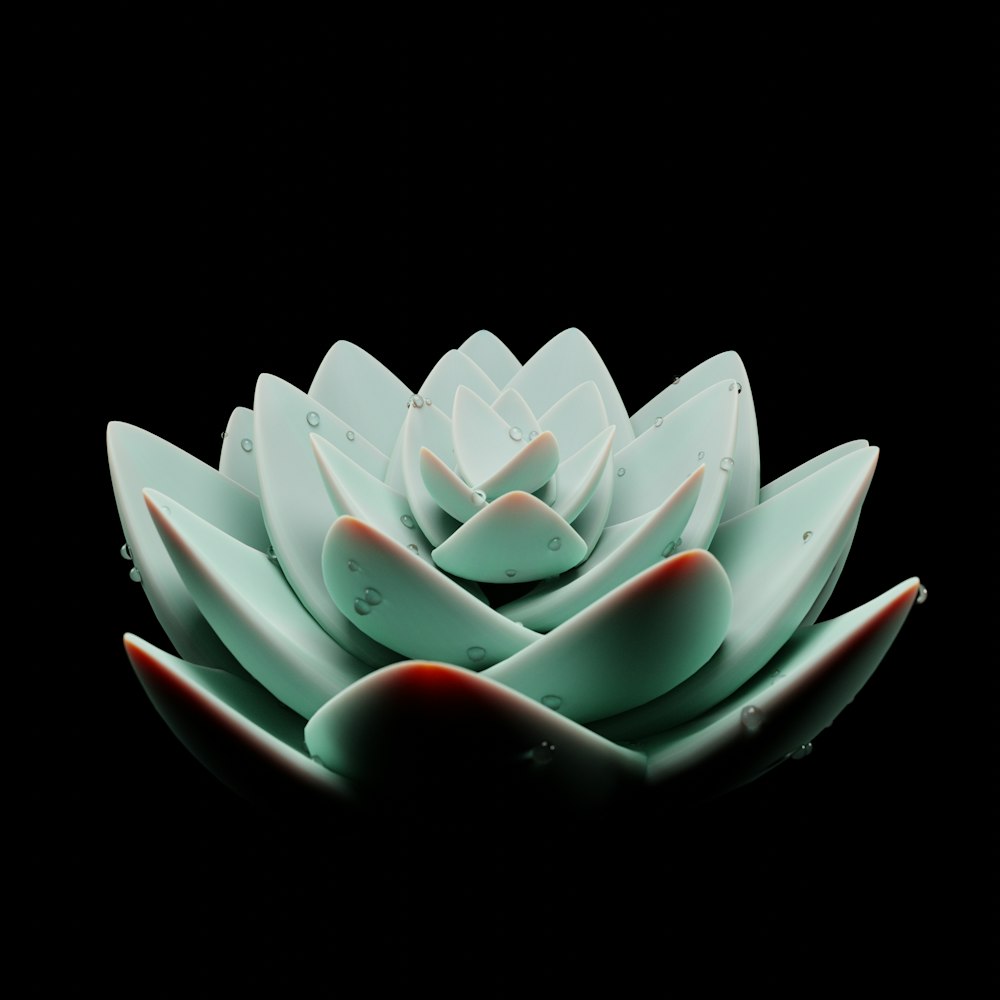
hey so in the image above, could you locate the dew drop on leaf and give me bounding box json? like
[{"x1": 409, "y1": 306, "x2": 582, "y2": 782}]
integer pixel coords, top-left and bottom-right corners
[
  {"x1": 306, "y1": 411, "x2": 320, "y2": 427},
  {"x1": 741, "y1": 705, "x2": 764, "y2": 732},
  {"x1": 240, "y1": 438, "x2": 253, "y2": 453},
  {"x1": 541, "y1": 694, "x2": 562, "y2": 710},
  {"x1": 129, "y1": 567, "x2": 142, "y2": 583},
  {"x1": 467, "y1": 646, "x2": 486, "y2": 663}
]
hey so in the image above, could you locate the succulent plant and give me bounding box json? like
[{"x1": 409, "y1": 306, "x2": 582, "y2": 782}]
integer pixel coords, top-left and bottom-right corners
[{"x1": 108, "y1": 327, "x2": 922, "y2": 815}]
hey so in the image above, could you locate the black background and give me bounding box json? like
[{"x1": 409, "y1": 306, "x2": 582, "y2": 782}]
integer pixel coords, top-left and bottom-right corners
[{"x1": 25, "y1": 8, "x2": 988, "y2": 996}]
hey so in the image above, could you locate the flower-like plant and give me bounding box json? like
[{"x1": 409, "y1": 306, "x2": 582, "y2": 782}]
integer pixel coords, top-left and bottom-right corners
[{"x1": 108, "y1": 328, "x2": 922, "y2": 815}]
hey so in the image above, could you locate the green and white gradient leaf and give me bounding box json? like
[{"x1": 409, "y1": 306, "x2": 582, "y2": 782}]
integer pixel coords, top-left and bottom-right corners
[
  {"x1": 458, "y1": 328, "x2": 522, "y2": 387},
  {"x1": 108, "y1": 421, "x2": 269, "y2": 677},
  {"x1": 606, "y1": 381, "x2": 739, "y2": 560},
  {"x1": 759, "y1": 441, "x2": 871, "y2": 627},
  {"x1": 643, "y1": 577, "x2": 922, "y2": 794},
  {"x1": 311, "y1": 432, "x2": 436, "y2": 566},
  {"x1": 485, "y1": 549, "x2": 732, "y2": 723},
  {"x1": 505, "y1": 328, "x2": 635, "y2": 454},
  {"x1": 417, "y1": 348, "x2": 500, "y2": 413},
  {"x1": 253, "y1": 373, "x2": 397, "y2": 667},
  {"x1": 145, "y1": 488, "x2": 372, "y2": 718},
  {"x1": 452, "y1": 386, "x2": 552, "y2": 492},
  {"x1": 304, "y1": 660, "x2": 646, "y2": 805},
  {"x1": 323, "y1": 515, "x2": 542, "y2": 668},
  {"x1": 219, "y1": 406, "x2": 259, "y2": 495},
  {"x1": 591, "y1": 445, "x2": 880, "y2": 740},
  {"x1": 431, "y1": 491, "x2": 587, "y2": 582},
  {"x1": 125, "y1": 633, "x2": 355, "y2": 810},
  {"x1": 500, "y1": 465, "x2": 705, "y2": 631},
  {"x1": 537, "y1": 380, "x2": 610, "y2": 458},
  {"x1": 552, "y1": 426, "x2": 615, "y2": 523},
  {"x1": 629, "y1": 350, "x2": 760, "y2": 522},
  {"x1": 398, "y1": 400, "x2": 461, "y2": 545},
  {"x1": 490, "y1": 387, "x2": 540, "y2": 440},
  {"x1": 307, "y1": 340, "x2": 415, "y2": 456}
]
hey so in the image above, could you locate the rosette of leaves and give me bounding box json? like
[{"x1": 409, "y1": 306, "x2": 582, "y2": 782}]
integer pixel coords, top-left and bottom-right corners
[{"x1": 108, "y1": 328, "x2": 922, "y2": 814}]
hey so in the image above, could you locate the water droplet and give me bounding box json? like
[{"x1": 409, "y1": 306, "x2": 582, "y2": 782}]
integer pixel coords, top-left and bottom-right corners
[
  {"x1": 471, "y1": 489, "x2": 487, "y2": 507},
  {"x1": 547, "y1": 537, "x2": 562, "y2": 551},
  {"x1": 363, "y1": 587, "x2": 382, "y2": 606},
  {"x1": 120, "y1": 543, "x2": 132, "y2": 561},
  {"x1": 345, "y1": 430, "x2": 356, "y2": 441},
  {"x1": 407, "y1": 543, "x2": 419, "y2": 553},
  {"x1": 408, "y1": 394, "x2": 424, "y2": 408},
  {"x1": 527, "y1": 430, "x2": 538, "y2": 441},
  {"x1": 654, "y1": 416, "x2": 663, "y2": 427},
  {"x1": 916, "y1": 584, "x2": 928, "y2": 604},
  {"x1": 129, "y1": 566, "x2": 142, "y2": 583},
  {"x1": 467, "y1": 646, "x2": 486, "y2": 663},
  {"x1": 616, "y1": 467, "x2": 626, "y2": 477},
  {"x1": 791, "y1": 742, "x2": 813, "y2": 760},
  {"x1": 160, "y1": 505, "x2": 170, "y2": 515},
  {"x1": 423, "y1": 396, "x2": 432, "y2": 407},
  {"x1": 505, "y1": 569, "x2": 517, "y2": 578},
  {"x1": 541, "y1": 694, "x2": 562, "y2": 710},
  {"x1": 741, "y1": 705, "x2": 764, "y2": 732},
  {"x1": 672, "y1": 376, "x2": 680, "y2": 385},
  {"x1": 802, "y1": 530, "x2": 813, "y2": 542},
  {"x1": 661, "y1": 539, "x2": 677, "y2": 558},
  {"x1": 697, "y1": 450, "x2": 705, "y2": 460},
  {"x1": 729, "y1": 381, "x2": 743, "y2": 393},
  {"x1": 220, "y1": 431, "x2": 228, "y2": 440},
  {"x1": 353, "y1": 598, "x2": 371, "y2": 616},
  {"x1": 347, "y1": 559, "x2": 361, "y2": 572},
  {"x1": 306, "y1": 411, "x2": 320, "y2": 427},
  {"x1": 720, "y1": 456, "x2": 735, "y2": 471},
  {"x1": 531, "y1": 740, "x2": 556, "y2": 764},
  {"x1": 267, "y1": 545, "x2": 278, "y2": 563},
  {"x1": 240, "y1": 438, "x2": 253, "y2": 453},
  {"x1": 508, "y1": 426, "x2": 523, "y2": 441},
  {"x1": 400, "y1": 514, "x2": 416, "y2": 529}
]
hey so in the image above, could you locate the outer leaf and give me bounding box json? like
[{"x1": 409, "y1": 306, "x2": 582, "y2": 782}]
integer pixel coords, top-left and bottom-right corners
[{"x1": 125, "y1": 633, "x2": 356, "y2": 812}]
